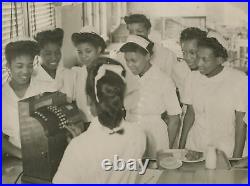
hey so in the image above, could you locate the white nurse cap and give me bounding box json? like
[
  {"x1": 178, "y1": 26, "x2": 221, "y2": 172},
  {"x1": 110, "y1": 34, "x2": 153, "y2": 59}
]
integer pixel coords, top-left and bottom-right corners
[
  {"x1": 207, "y1": 31, "x2": 229, "y2": 50},
  {"x1": 120, "y1": 35, "x2": 151, "y2": 54}
]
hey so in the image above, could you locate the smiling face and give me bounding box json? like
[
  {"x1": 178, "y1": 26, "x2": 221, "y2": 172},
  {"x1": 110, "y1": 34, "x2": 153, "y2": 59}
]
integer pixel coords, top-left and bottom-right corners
[
  {"x1": 124, "y1": 51, "x2": 150, "y2": 75},
  {"x1": 181, "y1": 39, "x2": 199, "y2": 70},
  {"x1": 197, "y1": 47, "x2": 222, "y2": 77},
  {"x1": 127, "y1": 22, "x2": 150, "y2": 37},
  {"x1": 8, "y1": 55, "x2": 34, "y2": 86},
  {"x1": 40, "y1": 42, "x2": 62, "y2": 70},
  {"x1": 75, "y1": 42, "x2": 101, "y2": 67}
]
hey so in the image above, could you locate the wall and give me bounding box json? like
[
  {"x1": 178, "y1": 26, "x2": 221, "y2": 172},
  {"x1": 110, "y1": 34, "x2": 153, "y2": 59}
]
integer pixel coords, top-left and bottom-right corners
[
  {"x1": 127, "y1": 2, "x2": 247, "y2": 29},
  {"x1": 55, "y1": 4, "x2": 83, "y2": 68},
  {"x1": 127, "y1": 2, "x2": 206, "y2": 18}
]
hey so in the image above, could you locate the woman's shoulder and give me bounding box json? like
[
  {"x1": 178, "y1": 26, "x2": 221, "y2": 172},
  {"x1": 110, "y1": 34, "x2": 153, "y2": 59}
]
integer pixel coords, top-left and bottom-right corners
[
  {"x1": 185, "y1": 70, "x2": 202, "y2": 82},
  {"x1": 151, "y1": 67, "x2": 176, "y2": 88},
  {"x1": 222, "y1": 67, "x2": 247, "y2": 85},
  {"x1": 67, "y1": 131, "x2": 91, "y2": 150},
  {"x1": 70, "y1": 119, "x2": 101, "y2": 142},
  {"x1": 122, "y1": 120, "x2": 146, "y2": 140},
  {"x1": 151, "y1": 66, "x2": 170, "y2": 80},
  {"x1": 225, "y1": 67, "x2": 247, "y2": 78}
]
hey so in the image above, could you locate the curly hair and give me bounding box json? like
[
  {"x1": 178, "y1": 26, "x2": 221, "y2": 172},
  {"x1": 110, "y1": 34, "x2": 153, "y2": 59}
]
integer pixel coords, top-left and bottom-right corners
[
  {"x1": 34, "y1": 28, "x2": 64, "y2": 49},
  {"x1": 5, "y1": 40, "x2": 39, "y2": 65},
  {"x1": 124, "y1": 14, "x2": 151, "y2": 30},
  {"x1": 71, "y1": 32, "x2": 106, "y2": 53},
  {"x1": 198, "y1": 37, "x2": 228, "y2": 60},
  {"x1": 120, "y1": 35, "x2": 154, "y2": 56},
  {"x1": 180, "y1": 27, "x2": 207, "y2": 43}
]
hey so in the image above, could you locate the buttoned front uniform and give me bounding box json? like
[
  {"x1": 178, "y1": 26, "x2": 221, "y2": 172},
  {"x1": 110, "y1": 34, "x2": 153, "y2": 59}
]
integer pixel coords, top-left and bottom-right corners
[{"x1": 182, "y1": 67, "x2": 247, "y2": 157}]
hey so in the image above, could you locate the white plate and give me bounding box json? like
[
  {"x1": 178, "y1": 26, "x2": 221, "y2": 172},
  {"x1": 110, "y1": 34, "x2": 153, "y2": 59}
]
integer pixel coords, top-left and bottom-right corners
[{"x1": 159, "y1": 159, "x2": 183, "y2": 169}]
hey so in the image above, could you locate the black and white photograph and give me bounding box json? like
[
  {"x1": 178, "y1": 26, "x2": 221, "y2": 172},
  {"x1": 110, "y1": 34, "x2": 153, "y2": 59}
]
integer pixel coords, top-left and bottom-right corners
[{"x1": 2, "y1": 2, "x2": 248, "y2": 184}]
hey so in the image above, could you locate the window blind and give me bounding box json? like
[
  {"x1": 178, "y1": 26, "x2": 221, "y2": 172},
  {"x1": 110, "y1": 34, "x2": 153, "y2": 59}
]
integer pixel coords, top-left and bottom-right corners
[
  {"x1": 28, "y1": 2, "x2": 55, "y2": 37},
  {"x1": 2, "y1": 2, "x2": 25, "y2": 84},
  {"x1": 2, "y1": 2, "x2": 56, "y2": 84}
]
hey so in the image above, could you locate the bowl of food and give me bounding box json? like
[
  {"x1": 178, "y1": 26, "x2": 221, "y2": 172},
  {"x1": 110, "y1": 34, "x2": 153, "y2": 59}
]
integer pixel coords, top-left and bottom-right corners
[
  {"x1": 157, "y1": 151, "x2": 182, "y2": 169},
  {"x1": 182, "y1": 149, "x2": 204, "y2": 163}
]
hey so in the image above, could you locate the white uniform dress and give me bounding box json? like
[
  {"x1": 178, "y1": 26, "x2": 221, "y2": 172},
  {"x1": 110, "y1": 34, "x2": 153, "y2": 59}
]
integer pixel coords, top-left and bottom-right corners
[
  {"x1": 171, "y1": 61, "x2": 191, "y2": 101},
  {"x1": 53, "y1": 117, "x2": 146, "y2": 183},
  {"x1": 60, "y1": 66, "x2": 92, "y2": 122},
  {"x1": 151, "y1": 43, "x2": 177, "y2": 77},
  {"x1": 125, "y1": 66, "x2": 182, "y2": 157},
  {"x1": 182, "y1": 67, "x2": 247, "y2": 157},
  {"x1": 147, "y1": 44, "x2": 191, "y2": 99},
  {"x1": 31, "y1": 61, "x2": 65, "y2": 93},
  {"x1": 2, "y1": 80, "x2": 48, "y2": 148},
  {"x1": 31, "y1": 58, "x2": 91, "y2": 120},
  {"x1": 111, "y1": 43, "x2": 188, "y2": 101}
]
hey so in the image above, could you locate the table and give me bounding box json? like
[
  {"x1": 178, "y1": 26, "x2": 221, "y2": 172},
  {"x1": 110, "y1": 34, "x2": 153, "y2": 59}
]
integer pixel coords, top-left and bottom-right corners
[
  {"x1": 136, "y1": 161, "x2": 248, "y2": 184},
  {"x1": 2, "y1": 157, "x2": 248, "y2": 184}
]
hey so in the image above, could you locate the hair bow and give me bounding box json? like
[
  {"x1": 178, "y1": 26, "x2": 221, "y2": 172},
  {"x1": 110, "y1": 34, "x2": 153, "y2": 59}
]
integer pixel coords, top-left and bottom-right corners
[{"x1": 95, "y1": 64, "x2": 125, "y2": 103}]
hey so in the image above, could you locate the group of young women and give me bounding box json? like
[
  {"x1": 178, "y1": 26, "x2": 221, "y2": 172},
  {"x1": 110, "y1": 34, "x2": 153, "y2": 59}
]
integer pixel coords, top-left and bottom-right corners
[{"x1": 2, "y1": 13, "x2": 248, "y2": 183}]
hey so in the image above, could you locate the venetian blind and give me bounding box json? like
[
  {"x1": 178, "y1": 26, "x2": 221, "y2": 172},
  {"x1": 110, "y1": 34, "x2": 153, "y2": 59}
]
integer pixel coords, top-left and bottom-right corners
[
  {"x1": 28, "y1": 2, "x2": 55, "y2": 37},
  {"x1": 2, "y1": 2, "x2": 25, "y2": 83}
]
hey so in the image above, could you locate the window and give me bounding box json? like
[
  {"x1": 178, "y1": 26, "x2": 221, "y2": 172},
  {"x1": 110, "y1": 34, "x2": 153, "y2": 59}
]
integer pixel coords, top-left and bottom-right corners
[
  {"x1": 2, "y1": 2, "x2": 56, "y2": 84},
  {"x1": 2, "y1": 2, "x2": 25, "y2": 83},
  {"x1": 28, "y1": 2, "x2": 55, "y2": 36},
  {"x1": 83, "y1": 2, "x2": 127, "y2": 41}
]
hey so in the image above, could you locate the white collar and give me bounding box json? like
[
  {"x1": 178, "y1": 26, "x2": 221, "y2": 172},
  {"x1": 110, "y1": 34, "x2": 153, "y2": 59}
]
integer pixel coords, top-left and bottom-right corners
[
  {"x1": 139, "y1": 65, "x2": 156, "y2": 81},
  {"x1": 33, "y1": 63, "x2": 55, "y2": 81},
  {"x1": 6, "y1": 81, "x2": 34, "y2": 101},
  {"x1": 199, "y1": 66, "x2": 227, "y2": 83},
  {"x1": 91, "y1": 117, "x2": 124, "y2": 135},
  {"x1": 33, "y1": 57, "x2": 64, "y2": 82}
]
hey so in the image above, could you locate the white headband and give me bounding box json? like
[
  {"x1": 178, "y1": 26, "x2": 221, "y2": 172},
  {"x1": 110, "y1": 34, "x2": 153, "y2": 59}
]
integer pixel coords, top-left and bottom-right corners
[
  {"x1": 207, "y1": 31, "x2": 228, "y2": 50},
  {"x1": 95, "y1": 64, "x2": 125, "y2": 103}
]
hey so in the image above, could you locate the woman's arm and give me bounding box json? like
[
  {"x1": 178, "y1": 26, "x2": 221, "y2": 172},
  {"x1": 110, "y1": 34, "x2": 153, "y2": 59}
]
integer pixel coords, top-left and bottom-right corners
[
  {"x1": 167, "y1": 115, "x2": 181, "y2": 149},
  {"x1": 2, "y1": 134, "x2": 22, "y2": 159},
  {"x1": 179, "y1": 104, "x2": 195, "y2": 149},
  {"x1": 233, "y1": 111, "x2": 246, "y2": 158}
]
